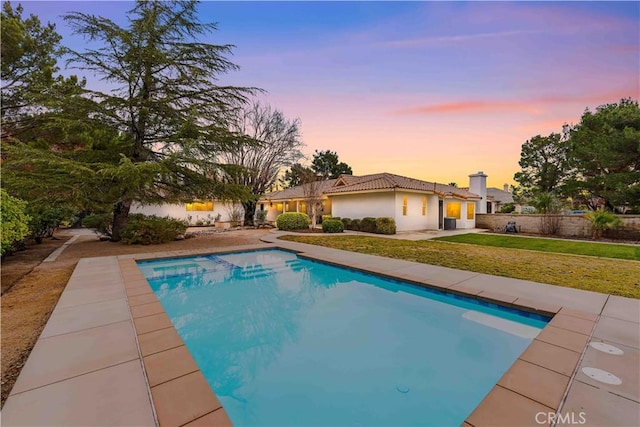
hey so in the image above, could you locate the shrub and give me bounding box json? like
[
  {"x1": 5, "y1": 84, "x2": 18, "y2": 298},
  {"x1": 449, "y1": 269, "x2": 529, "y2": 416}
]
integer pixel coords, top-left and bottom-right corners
[
  {"x1": 255, "y1": 209, "x2": 268, "y2": 227},
  {"x1": 276, "y1": 212, "x2": 310, "y2": 230},
  {"x1": 341, "y1": 217, "x2": 352, "y2": 230},
  {"x1": 28, "y1": 205, "x2": 76, "y2": 241},
  {"x1": 1, "y1": 189, "x2": 31, "y2": 256},
  {"x1": 585, "y1": 210, "x2": 622, "y2": 240},
  {"x1": 83, "y1": 212, "x2": 113, "y2": 236},
  {"x1": 322, "y1": 219, "x2": 344, "y2": 233},
  {"x1": 321, "y1": 214, "x2": 332, "y2": 223},
  {"x1": 351, "y1": 219, "x2": 361, "y2": 231},
  {"x1": 499, "y1": 203, "x2": 516, "y2": 213},
  {"x1": 120, "y1": 214, "x2": 188, "y2": 244},
  {"x1": 375, "y1": 217, "x2": 396, "y2": 235},
  {"x1": 360, "y1": 217, "x2": 377, "y2": 233}
]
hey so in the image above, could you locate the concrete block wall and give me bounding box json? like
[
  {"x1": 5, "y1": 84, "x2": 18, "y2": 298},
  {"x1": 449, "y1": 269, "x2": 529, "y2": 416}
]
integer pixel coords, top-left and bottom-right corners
[{"x1": 476, "y1": 214, "x2": 640, "y2": 241}]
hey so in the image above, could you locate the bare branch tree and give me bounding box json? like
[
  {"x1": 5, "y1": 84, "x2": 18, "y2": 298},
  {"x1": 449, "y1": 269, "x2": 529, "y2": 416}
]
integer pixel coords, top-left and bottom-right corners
[
  {"x1": 301, "y1": 169, "x2": 324, "y2": 229},
  {"x1": 218, "y1": 102, "x2": 304, "y2": 224}
]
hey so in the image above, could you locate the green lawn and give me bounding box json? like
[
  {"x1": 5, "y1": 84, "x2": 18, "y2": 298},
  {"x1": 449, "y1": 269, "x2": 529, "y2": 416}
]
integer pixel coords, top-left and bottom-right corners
[
  {"x1": 433, "y1": 233, "x2": 640, "y2": 261},
  {"x1": 279, "y1": 235, "x2": 640, "y2": 299}
]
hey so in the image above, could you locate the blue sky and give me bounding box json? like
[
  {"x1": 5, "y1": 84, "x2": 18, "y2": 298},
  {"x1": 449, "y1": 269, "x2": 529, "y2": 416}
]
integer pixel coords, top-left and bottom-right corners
[{"x1": 17, "y1": 1, "x2": 640, "y2": 187}]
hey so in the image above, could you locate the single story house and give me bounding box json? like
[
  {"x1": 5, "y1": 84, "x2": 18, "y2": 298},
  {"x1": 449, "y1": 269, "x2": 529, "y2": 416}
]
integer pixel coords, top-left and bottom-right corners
[
  {"x1": 131, "y1": 201, "x2": 244, "y2": 226},
  {"x1": 260, "y1": 172, "x2": 482, "y2": 231}
]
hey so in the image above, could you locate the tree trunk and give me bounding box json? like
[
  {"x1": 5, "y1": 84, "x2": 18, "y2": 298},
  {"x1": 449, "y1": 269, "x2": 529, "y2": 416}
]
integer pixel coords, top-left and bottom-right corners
[
  {"x1": 111, "y1": 199, "x2": 132, "y2": 242},
  {"x1": 243, "y1": 200, "x2": 256, "y2": 226}
]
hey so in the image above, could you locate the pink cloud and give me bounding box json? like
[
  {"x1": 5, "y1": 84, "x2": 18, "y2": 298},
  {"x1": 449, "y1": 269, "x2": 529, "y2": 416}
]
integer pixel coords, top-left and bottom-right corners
[{"x1": 393, "y1": 90, "x2": 638, "y2": 116}]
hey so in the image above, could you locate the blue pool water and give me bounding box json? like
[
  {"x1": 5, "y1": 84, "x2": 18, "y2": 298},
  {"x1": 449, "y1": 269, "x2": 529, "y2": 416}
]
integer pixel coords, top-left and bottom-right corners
[{"x1": 138, "y1": 249, "x2": 548, "y2": 426}]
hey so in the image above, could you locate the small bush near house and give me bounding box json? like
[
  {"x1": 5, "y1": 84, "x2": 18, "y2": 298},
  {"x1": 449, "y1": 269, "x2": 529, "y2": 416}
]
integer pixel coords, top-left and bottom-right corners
[
  {"x1": 322, "y1": 219, "x2": 344, "y2": 233},
  {"x1": 351, "y1": 219, "x2": 361, "y2": 231},
  {"x1": 499, "y1": 203, "x2": 516, "y2": 213},
  {"x1": 276, "y1": 212, "x2": 310, "y2": 230},
  {"x1": 321, "y1": 214, "x2": 333, "y2": 223},
  {"x1": 341, "y1": 218, "x2": 352, "y2": 230},
  {"x1": 120, "y1": 214, "x2": 188, "y2": 244},
  {"x1": 360, "y1": 217, "x2": 377, "y2": 233},
  {"x1": 83, "y1": 212, "x2": 113, "y2": 236},
  {"x1": 375, "y1": 217, "x2": 396, "y2": 235},
  {"x1": 1, "y1": 189, "x2": 31, "y2": 256}
]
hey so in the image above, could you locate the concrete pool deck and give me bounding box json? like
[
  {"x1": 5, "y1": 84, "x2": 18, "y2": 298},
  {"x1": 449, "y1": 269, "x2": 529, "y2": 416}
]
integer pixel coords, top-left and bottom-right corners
[{"x1": 3, "y1": 237, "x2": 639, "y2": 426}]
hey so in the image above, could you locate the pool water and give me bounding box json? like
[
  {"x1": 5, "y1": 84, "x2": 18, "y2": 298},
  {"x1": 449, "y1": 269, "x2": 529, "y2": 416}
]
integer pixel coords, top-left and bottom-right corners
[{"x1": 138, "y1": 249, "x2": 548, "y2": 426}]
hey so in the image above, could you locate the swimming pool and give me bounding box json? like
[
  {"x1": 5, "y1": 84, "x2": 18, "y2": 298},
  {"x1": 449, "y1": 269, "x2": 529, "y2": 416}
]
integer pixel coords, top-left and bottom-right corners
[{"x1": 138, "y1": 249, "x2": 549, "y2": 426}]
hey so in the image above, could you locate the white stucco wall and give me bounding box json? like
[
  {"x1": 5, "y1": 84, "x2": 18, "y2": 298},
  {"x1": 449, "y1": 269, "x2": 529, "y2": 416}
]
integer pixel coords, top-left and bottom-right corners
[
  {"x1": 443, "y1": 199, "x2": 476, "y2": 229},
  {"x1": 394, "y1": 192, "x2": 435, "y2": 231},
  {"x1": 131, "y1": 202, "x2": 243, "y2": 225},
  {"x1": 330, "y1": 192, "x2": 395, "y2": 222}
]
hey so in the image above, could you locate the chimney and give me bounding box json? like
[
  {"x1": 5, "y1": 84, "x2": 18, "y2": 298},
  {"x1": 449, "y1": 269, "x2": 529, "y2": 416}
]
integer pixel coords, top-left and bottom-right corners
[
  {"x1": 468, "y1": 171, "x2": 488, "y2": 214},
  {"x1": 503, "y1": 183, "x2": 509, "y2": 192}
]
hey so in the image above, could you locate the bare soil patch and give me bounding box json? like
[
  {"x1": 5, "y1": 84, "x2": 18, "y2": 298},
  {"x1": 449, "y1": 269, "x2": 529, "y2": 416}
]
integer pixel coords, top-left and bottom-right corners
[{"x1": 1, "y1": 228, "x2": 271, "y2": 406}]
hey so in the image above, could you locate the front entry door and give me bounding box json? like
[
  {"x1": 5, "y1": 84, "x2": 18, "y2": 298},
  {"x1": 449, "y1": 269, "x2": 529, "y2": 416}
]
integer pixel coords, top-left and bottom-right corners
[{"x1": 438, "y1": 200, "x2": 444, "y2": 229}]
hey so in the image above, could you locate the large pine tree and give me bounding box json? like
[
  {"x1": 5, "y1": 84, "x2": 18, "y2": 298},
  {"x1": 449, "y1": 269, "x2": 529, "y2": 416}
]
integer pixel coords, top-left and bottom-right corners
[{"x1": 61, "y1": 0, "x2": 258, "y2": 239}]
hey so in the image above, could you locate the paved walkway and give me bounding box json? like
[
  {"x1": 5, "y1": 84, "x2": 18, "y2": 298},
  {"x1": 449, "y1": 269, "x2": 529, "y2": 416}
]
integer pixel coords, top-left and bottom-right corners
[
  {"x1": 43, "y1": 228, "x2": 99, "y2": 262},
  {"x1": 3, "y1": 233, "x2": 638, "y2": 426}
]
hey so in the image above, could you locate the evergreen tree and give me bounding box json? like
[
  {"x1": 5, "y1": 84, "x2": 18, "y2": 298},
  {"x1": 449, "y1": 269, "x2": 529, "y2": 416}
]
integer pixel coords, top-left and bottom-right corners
[
  {"x1": 59, "y1": 0, "x2": 257, "y2": 240},
  {"x1": 566, "y1": 98, "x2": 640, "y2": 210},
  {"x1": 311, "y1": 150, "x2": 353, "y2": 179}
]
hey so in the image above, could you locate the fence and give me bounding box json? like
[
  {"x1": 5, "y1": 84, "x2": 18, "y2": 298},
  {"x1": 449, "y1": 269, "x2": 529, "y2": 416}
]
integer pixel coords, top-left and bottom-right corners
[{"x1": 475, "y1": 214, "x2": 640, "y2": 241}]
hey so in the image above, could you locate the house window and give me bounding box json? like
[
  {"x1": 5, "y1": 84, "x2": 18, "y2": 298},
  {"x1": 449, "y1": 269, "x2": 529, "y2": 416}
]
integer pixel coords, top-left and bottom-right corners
[
  {"x1": 446, "y1": 202, "x2": 461, "y2": 219},
  {"x1": 467, "y1": 202, "x2": 475, "y2": 220},
  {"x1": 300, "y1": 202, "x2": 306, "y2": 213},
  {"x1": 277, "y1": 203, "x2": 283, "y2": 212},
  {"x1": 402, "y1": 195, "x2": 408, "y2": 216},
  {"x1": 422, "y1": 197, "x2": 427, "y2": 216},
  {"x1": 186, "y1": 201, "x2": 214, "y2": 211}
]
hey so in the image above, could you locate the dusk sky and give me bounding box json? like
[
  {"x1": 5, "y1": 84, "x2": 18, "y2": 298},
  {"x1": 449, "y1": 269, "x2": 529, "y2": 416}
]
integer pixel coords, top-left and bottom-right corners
[{"x1": 19, "y1": 1, "x2": 640, "y2": 188}]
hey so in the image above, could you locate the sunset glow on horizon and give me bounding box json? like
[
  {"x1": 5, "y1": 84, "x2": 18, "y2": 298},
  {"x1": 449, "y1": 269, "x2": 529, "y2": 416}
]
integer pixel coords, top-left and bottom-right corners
[{"x1": 22, "y1": 1, "x2": 639, "y2": 188}]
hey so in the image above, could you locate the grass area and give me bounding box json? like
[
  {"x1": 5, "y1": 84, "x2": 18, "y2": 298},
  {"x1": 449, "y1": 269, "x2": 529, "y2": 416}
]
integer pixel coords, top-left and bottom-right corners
[
  {"x1": 433, "y1": 233, "x2": 640, "y2": 261},
  {"x1": 279, "y1": 235, "x2": 640, "y2": 299}
]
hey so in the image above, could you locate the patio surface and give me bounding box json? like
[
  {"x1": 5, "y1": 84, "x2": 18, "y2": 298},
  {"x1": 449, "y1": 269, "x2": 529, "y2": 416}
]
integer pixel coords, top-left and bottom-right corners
[{"x1": 3, "y1": 232, "x2": 638, "y2": 426}]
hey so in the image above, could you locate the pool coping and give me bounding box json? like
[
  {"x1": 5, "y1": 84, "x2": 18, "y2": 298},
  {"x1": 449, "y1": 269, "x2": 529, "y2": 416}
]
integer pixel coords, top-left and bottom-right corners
[{"x1": 3, "y1": 241, "x2": 638, "y2": 426}]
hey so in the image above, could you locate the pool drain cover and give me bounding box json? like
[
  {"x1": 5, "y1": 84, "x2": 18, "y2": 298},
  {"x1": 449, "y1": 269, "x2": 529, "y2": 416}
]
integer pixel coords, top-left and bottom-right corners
[
  {"x1": 589, "y1": 341, "x2": 624, "y2": 355},
  {"x1": 581, "y1": 367, "x2": 622, "y2": 385}
]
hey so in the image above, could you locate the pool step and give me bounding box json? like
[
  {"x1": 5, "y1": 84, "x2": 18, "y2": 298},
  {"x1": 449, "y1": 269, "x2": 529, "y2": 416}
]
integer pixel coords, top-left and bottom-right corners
[{"x1": 235, "y1": 260, "x2": 306, "y2": 280}]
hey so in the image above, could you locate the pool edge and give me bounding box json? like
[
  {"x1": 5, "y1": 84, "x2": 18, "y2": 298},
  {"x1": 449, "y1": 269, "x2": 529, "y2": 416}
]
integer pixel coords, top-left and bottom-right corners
[{"x1": 129, "y1": 244, "x2": 597, "y2": 427}]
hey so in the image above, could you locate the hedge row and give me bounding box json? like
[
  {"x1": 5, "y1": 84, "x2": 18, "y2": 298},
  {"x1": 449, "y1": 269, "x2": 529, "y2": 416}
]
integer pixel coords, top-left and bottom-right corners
[{"x1": 338, "y1": 216, "x2": 396, "y2": 235}]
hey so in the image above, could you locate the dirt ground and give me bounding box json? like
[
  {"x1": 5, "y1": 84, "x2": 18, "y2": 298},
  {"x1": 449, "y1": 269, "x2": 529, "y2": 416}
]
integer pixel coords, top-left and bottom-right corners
[{"x1": 0, "y1": 227, "x2": 271, "y2": 407}]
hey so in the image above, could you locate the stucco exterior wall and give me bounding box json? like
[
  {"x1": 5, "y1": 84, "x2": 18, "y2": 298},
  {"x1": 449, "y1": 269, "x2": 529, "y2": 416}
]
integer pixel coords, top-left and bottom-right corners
[
  {"x1": 131, "y1": 202, "x2": 243, "y2": 225},
  {"x1": 394, "y1": 192, "x2": 433, "y2": 231},
  {"x1": 476, "y1": 214, "x2": 640, "y2": 240},
  {"x1": 331, "y1": 192, "x2": 476, "y2": 232},
  {"x1": 444, "y1": 199, "x2": 477, "y2": 229},
  {"x1": 330, "y1": 192, "x2": 395, "y2": 223}
]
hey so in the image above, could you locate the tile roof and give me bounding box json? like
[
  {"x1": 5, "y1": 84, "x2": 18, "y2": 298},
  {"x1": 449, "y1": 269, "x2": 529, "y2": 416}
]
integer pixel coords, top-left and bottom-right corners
[
  {"x1": 325, "y1": 173, "x2": 481, "y2": 199},
  {"x1": 487, "y1": 188, "x2": 515, "y2": 203},
  {"x1": 262, "y1": 173, "x2": 481, "y2": 200}
]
